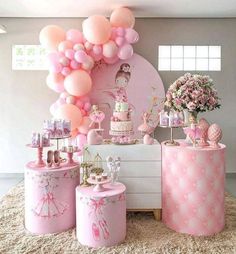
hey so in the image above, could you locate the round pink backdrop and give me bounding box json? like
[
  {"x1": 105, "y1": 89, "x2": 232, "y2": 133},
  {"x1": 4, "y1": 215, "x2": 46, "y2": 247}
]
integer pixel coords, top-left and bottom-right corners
[{"x1": 90, "y1": 53, "x2": 165, "y2": 138}]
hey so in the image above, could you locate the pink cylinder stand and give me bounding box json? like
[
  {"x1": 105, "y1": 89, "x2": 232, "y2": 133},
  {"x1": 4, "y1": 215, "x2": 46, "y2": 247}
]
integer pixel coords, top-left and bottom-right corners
[
  {"x1": 76, "y1": 182, "x2": 126, "y2": 247},
  {"x1": 25, "y1": 163, "x2": 80, "y2": 234},
  {"x1": 162, "y1": 140, "x2": 226, "y2": 236}
]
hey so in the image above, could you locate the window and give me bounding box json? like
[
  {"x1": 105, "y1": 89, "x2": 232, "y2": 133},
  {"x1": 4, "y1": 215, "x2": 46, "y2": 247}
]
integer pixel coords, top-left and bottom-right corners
[
  {"x1": 12, "y1": 45, "x2": 48, "y2": 70},
  {"x1": 158, "y1": 45, "x2": 221, "y2": 71}
]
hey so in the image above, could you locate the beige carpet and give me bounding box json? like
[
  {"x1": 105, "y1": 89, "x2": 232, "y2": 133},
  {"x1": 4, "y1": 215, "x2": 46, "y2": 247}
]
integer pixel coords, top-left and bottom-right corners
[{"x1": 0, "y1": 183, "x2": 236, "y2": 254}]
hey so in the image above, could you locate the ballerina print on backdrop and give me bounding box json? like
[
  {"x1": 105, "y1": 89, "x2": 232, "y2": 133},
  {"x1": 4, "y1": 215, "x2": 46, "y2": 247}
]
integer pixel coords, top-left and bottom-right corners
[{"x1": 89, "y1": 53, "x2": 165, "y2": 138}]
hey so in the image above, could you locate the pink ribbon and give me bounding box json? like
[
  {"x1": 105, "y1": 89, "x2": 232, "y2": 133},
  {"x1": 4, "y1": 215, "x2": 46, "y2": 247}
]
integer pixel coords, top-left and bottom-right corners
[{"x1": 89, "y1": 198, "x2": 105, "y2": 216}]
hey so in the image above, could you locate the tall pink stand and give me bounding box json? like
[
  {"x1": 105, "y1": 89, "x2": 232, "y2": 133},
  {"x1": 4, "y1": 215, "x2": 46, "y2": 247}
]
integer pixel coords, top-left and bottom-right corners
[
  {"x1": 25, "y1": 163, "x2": 80, "y2": 234},
  {"x1": 162, "y1": 140, "x2": 226, "y2": 236},
  {"x1": 36, "y1": 147, "x2": 45, "y2": 167},
  {"x1": 76, "y1": 183, "x2": 126, "y2": 247}
]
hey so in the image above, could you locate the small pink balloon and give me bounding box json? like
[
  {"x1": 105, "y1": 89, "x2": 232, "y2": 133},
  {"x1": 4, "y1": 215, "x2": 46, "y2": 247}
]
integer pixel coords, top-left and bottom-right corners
[
  {"x1": 103, "y1": 55, "x2": 119, "y2": 64},
  {"x1": 66, "y1": 95, "x2": 76, "y2": 104},
  {"x1": 110, "y1": 28, "x2": 117, "y2": 40},
  {"x1": 70, "y1": 60, "x2": 81, "y2": 70},
  {"x1": 65, "y1": 49, "x2": 75, "y2": 60},
  {"x1": 116, "y1": 27, "x2": 125, "y2": 36},
  {"x1": 66, "y1": 29, "x2": 83, "y2": 44},
  {"x1": 118, "y1": 44, "x2": 133, "y2": 60},
  {"x1": 46, "y1": 72, "x2": 65, "y2": 93},
  {"x1": 76, "y1": 134, "x2": 87, "y2": 148},
  {"x1": 59, "y1": 56, "x2": 70, "y2": 66},
  {"x1": 74, "y1": 50, "x2": 89, "y2": 63},
  {"x1": 58, "y1": 40, "x2": 73, "y2": 52},
  {"x1": 93, "y1": 45, "x2": 102, "y2": 55},
  {"x1": 103, "y1": 40, "x2": 118, "y2": 58},
  {"x1": 89, "y1": 51, "x2": 103, "y2": 62},
  {"x1": 56, "y1": 97, "x2": 66, "y2": 106},
  {"x1": 115, "y1": 36, "x2": 125, "y2": 46},
  {"x1": 61, "y1": 67, "x2": 71, "y2": 76},
  {"x1": 84, "y1": 41, "x2": 93, "y2": 51},
  {"x1": 75, "y1": 100, "x2": 84, "y2": 108},
  {"x1": 82, "y1": 56, "x2": 94, "y2": 70},
  {"x1": 78, "y1": 116, "x2": 92, "y2": 134},
  {"x1": 83, "y1": 102, "x2": 91, "y2": 112},
  {"x1": 60, "y1": 91, "x2": 69, "y2": 99},
  {"x1": 73, "y1": 43, "x2": 85, "y2": 51},
  {"x1": 125, "y1": 28, "x2": 139, "y2": 44},
  {"x1": 79, "y1": 95, "x2": 90, "y2": 103}
]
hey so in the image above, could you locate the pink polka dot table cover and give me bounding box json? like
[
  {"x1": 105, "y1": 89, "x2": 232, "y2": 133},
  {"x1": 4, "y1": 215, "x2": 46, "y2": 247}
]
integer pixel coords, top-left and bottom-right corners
[
  {"x1": 162, "y1": 140, "x2": 226, "y2": 236},
  {"x1": 25, "y1": 163, "x2": 80, "y2": 234},
  {"x1": 76, "y1": 182, "x2": 126, "y2": 247}
]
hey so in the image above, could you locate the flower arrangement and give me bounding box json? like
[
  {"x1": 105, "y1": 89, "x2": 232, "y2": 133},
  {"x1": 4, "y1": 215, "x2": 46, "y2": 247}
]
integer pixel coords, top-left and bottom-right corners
[{"x1": 165, "y1": 73, "x2": 221, "y2": 113}]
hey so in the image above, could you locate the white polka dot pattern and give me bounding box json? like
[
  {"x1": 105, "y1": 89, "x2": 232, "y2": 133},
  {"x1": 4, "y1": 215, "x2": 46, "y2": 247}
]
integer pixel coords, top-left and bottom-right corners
[{"x1": 162, "y1": 141, "x2": 226, "y2": 236}]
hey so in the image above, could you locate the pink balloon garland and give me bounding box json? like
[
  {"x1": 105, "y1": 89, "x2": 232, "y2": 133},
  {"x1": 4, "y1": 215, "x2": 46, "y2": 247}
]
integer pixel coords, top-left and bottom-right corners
[{"x1": 40, "y1": 7, "x2": 138, "y2": 148}]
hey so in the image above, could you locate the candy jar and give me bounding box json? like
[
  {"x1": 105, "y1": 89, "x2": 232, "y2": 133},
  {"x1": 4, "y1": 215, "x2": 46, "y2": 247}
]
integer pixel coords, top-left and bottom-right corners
[
  {"x1": 208, "y1": 123, "x2": 222, "y2": 148},
  {"x1": 198, "y1": 118, "x2": 210, "y2": 147}
]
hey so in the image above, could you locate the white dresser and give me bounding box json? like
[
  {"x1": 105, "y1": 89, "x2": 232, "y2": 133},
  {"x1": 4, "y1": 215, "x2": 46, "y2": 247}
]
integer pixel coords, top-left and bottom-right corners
[{"x1": 84, "y1": 140, "x2": 162, "y2": 220}]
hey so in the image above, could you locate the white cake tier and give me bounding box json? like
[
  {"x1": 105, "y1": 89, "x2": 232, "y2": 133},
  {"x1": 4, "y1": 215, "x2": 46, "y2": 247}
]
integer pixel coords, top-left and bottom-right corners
[
  {"x1": 109, "y1": 130, "x2": 134, "y2": 136},
  {"x1": 115, "y1": 102, "x2": 129, "y2": 112},
  {"x1": 113, "y1": 111, "x2": 130, "y2": 121},
  {"x1": 110, "y1": 120, "x2": 133, "y2": 132}
]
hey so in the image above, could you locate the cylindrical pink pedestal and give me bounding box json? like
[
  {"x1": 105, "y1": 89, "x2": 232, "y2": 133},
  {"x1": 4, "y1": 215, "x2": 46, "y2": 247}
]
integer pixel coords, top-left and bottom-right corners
[
  {"x1": 76, "y1": 183, "x2": 126, "y2": 247},
  {"x1": 162, "y1": 140, "x2": 226, "y2": 236},
  {"x1": 25, "y1": 163, "x2": 80, "y2": 234}
]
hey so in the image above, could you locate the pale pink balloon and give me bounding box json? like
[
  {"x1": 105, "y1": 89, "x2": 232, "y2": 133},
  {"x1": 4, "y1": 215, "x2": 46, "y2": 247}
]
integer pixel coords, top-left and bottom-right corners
[
  {"x1": 59, "y1": 56, "x2": 70, "y2": 66},
  {"x1": 74, "y1": 50, "x2": 88, "y2": 63},
  {"x1": 65, "y1": 49, "x2": 75, "y2": 60},
  {"x1": 73, "y1": 43, "x2": 85, "y2": 51},
  {"x1": 56, "y1": 97, "x2": 66, "y2": 106},
  {"x1": 70, "y1": 60, "x2": 80, "y2": 70},
  {"x1": 83, "y1": 102, "x2": 92, "y2": 112},
  {"x1": 58, "y1": 40, "x2": 73, "y2": 52},
  {"x1": 115, "y1": 36, "x2": 125, "y2": 46},
  {"x1": 75, "y1": 100, "x2": 84, "y2": 108},
  {"x1": 82, "y1": 56, "x2": 94, "y2": 70},
  {"x1": 110, "y1": 7, "x2": 135, "y2": 28},
  {"x1": 66, "y1": 95, "x2": 76, "y2": 104},
  {"x1": 103, "y1": 40, "x2": 118, "y2": 58},
  {"x1": 93, "y1": 45, "x2": 102, "y2": 55},
  {"x1": 47, "y1": 52, "x2": 62, "y2": 73},
  {"x1": 78, "y1": 116, "x2": 92, "y2": 134},
  {"x1": 60, "y1": 91, "x2": 69, "y2": 99},
  {"x1": 66, "y1": 29, "x2": 83, "y2": 44},
  {"x1": 61, "y1": 67, "x2": 71, "y2": 76},
  {"x1": 46, "y1": 72, "x2": 65, "y2": 93},
  {"x1": 39, "y1": 25, "x2": 66, "y2": 51},
  {"x1": 125, "y1": 28, "x2": 139, "y2": 43},
  {"x1": 55, "y1": 104, "x2": 82, "y2": 130},
  {"x1": 82, "y1": 15, "x2": 112, "y2": 44},
  {"x1": 64, "y1": 70, "x2": 92, "y2": 97},
  {"x1": 116, "y1": 27, "x2": 125, "y2": 36},
  {"x1": 89, "y1": 51, "x2": 103, "y2": 62},
  {"x1": 76, "y1": 134, "x2": 87, "y2": 152},
  {"x1": 103, "y1": 55, "x2": 119, "y2": 64},
  {"x1": 118, "y1": 44, "x2": 133, "y2": 60},
  {"x1": 84, "y1": 41, "x2": 93, "y2": 51}
]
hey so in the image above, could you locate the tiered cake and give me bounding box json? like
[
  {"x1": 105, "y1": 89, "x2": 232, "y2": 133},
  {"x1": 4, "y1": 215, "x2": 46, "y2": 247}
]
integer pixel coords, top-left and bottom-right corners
[{"x1": 109, "y1": 100, "x2": 134, "y2": 144}]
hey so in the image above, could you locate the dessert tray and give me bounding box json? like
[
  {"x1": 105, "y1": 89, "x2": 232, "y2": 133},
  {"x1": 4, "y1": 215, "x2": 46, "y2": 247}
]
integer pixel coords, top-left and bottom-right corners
[{"x1": 87, "y1": 177, "x2": 111, "y2": 192}]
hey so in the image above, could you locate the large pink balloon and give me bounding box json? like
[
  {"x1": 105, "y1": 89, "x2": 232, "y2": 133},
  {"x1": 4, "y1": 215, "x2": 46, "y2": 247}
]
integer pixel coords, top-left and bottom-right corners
[
  {"x1": 55, "y1": 104, "x2": 82, "y2": 130},
  {"x1": 39, "y1": 25, "x2": 66, "y2": 51},
  {"x1": 103, "y1": 40, "x2": 118, "y2": 58},
  {"x1": 118, "y1": 44, "x2": 133, "y2": 60},
  {"x1": 78, "y1": 116, "x2": 92, "y2": 134},
  {"x1": 110, "y1": 7, "x2": 135, "y2": 28},
  {"x1": 125, "y1": 28, "x2": 139, "y2": 43},
  {"x1": 66, "y1": 29, "x2": 83, "y2": 44},
  {"x1": 46, "y1": 72, "x2": 65, "y2": 93},
  {"x1": 82, "y1": 15, "x2": 111, "y2": 45},
  {"x1": 74, "y1": 50, "x2": 88, "y2": 63},
  {"x1": 64, "y1": 70, "x2": 92, "y2": 97}
]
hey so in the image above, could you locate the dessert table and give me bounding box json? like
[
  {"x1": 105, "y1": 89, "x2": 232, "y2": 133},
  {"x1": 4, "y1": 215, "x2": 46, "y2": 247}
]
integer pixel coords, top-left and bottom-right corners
[{"x1": 162, "y1": 140, "x2": 226, "y2": 236}]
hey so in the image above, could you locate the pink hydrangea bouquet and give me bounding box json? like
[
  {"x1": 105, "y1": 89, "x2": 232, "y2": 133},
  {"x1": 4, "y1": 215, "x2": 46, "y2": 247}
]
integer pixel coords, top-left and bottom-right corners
[{"x1": 165, "y1": 73, "x2": 221, "y2": 113}]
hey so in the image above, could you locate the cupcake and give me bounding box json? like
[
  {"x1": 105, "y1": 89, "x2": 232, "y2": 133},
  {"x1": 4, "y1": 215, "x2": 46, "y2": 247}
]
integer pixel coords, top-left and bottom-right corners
[
  {"x1": 96, "y1": 175, "x2": 102, "y2": 182},
  {"x1": 102, "y1": 173, "x2": 108, "y2": 180},
  {"x1": 90, "y1": 173, "x2": 96, "y2": 180}
]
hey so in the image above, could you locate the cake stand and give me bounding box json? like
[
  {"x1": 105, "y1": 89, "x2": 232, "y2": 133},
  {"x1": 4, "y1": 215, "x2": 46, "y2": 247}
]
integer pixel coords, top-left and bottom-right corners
[
  {"x1": 50, "y1": 135, "x2": 71, "y2": 150},
  {"x1": 158, "y1": 125, "x2": 186, "y2": 146},
  {"x1": 60, "y1": 146, "x2": 80, "y2": 166},
  {"x1": 87, "y1": 177, "x2": 111, "y2": 192}
]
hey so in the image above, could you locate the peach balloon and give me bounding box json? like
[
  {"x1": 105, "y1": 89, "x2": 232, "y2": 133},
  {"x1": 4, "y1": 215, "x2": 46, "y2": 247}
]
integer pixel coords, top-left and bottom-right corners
[
  {"x1": 46, "y1": 72, "x2": 65, "y2": 93},
  {"x1": 64, "y1": 70, "x2": 92, "y2": 97},
  {"x1": 71, "y1": 128, "x2": 79, "y2": 138},
  {"x1": 39, "y1": 25, "x2": 66, "y2": 51},
  {"x1": 55, "y1": 104, "x2": 82, "y2": 130},
  {"x1": 103, "y1": 40, "x2": 118, "y2": 58},
  {"x1": 66, "y1": 95, "x2": 76, "y2": 104},
  {"x1": 78, "y1": 116, "x2": 92, "y2": 134},
  {"x1": 82, "y1": 15, "x2": 111, "y2": 45},
  {"x1": 82, "y1": 56, "x2": 94, "y2": 70},
  {"x1": 110, "y1": 7, "x2": 135, "y2": 28},
  {"x1": 58, "y1": 40, "x2": 73, "y2": 52}
]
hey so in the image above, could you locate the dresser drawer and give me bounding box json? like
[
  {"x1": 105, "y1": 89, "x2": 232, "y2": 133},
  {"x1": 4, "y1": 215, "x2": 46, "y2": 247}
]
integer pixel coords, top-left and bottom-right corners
[
  {"x1": 126, "y1": 193, "x2": 162, "y2": 209},
  {"x1": 119, "y1": 177, "x2": 161, "y2": 193}
]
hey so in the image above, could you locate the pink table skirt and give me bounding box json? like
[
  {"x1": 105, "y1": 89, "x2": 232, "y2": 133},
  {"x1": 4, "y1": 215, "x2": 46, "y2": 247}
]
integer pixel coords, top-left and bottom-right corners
[
  {"x1": 25, "y1": 163, "x2": 80, "y2": 234},
  {"x1": 162, "y1": 140, "x2": 226, "y2": 236},
  {"x1": 76, "y1": 183, "x2": 126, "y2": 247}
]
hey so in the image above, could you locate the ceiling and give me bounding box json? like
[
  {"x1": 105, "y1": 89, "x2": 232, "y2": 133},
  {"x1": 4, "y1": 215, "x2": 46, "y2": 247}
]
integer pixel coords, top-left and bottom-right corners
[{"x1": 0, "y1": 0, "x2": 236, "y2": 18}]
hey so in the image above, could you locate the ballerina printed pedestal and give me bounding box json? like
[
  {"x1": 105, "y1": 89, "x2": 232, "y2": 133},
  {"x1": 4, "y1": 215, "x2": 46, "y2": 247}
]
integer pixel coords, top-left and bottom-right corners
[
  {"x1": 25, "y1": 164, "x2": 80, "y2": 234},
  {"x1": 162, "y1": 140, "x2": 226, "y2": 236},
  {"x1": 76, "y1": 183, "x2": 126, "y2": 247}
]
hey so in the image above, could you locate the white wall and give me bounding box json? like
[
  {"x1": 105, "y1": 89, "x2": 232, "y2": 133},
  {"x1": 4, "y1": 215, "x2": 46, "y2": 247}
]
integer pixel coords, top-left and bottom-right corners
[{"x1": 0, "y1": 18, "x2": 235, "y2": 173}]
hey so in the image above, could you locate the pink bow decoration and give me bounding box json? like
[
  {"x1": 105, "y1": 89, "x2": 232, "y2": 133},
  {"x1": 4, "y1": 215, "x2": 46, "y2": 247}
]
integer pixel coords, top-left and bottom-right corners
[{"x1": 89, "y1": 198, "x2": 105, "y2": 216}]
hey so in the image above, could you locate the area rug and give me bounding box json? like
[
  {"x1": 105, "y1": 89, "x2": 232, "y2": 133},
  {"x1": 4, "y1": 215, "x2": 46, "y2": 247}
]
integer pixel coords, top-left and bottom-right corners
[{"x1": 0, "y1": 183, "x2": 236, "y2": 254}]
